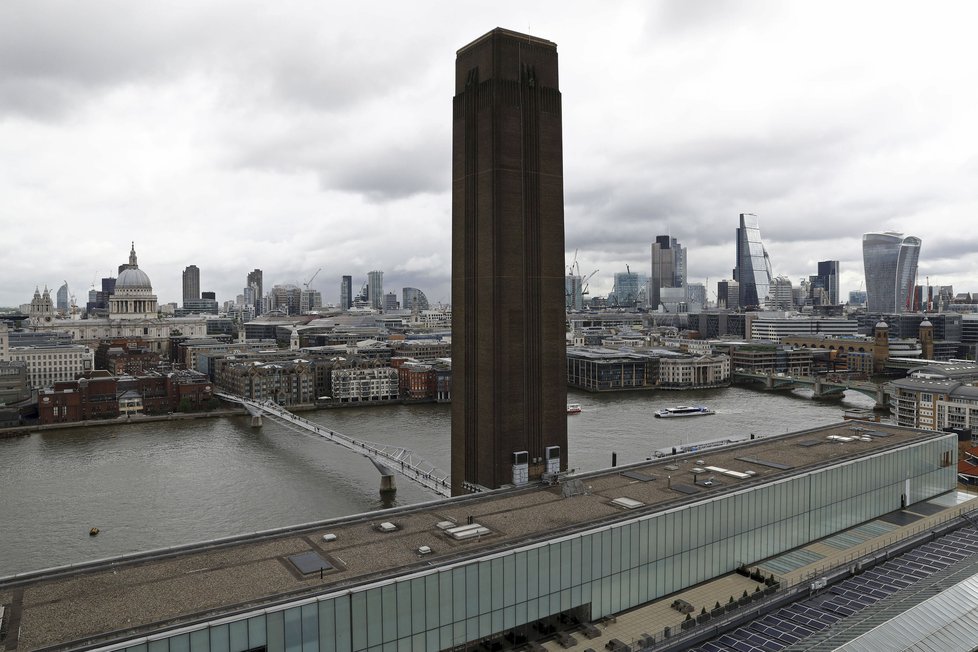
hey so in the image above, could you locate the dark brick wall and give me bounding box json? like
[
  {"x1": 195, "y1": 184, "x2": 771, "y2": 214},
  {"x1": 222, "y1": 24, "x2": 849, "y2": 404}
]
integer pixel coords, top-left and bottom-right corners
[{"x1": 451, "y1": 29, "x2": 568, "y2": 493}]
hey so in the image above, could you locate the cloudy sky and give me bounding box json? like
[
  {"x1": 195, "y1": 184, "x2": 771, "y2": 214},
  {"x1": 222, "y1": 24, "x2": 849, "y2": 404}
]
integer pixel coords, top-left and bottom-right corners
[{"x1": 2, "y1": 0, "x2": 977, "y2": 309}]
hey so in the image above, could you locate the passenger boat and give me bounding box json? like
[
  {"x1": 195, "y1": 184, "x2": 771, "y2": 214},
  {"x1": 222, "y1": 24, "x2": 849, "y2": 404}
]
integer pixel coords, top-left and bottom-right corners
[
  {"x1": 567, "y1": 403, "x2": 582, "y2": 414},
  {"x1": 654, "y1": 405, "x2": 715, "y2": 418}
]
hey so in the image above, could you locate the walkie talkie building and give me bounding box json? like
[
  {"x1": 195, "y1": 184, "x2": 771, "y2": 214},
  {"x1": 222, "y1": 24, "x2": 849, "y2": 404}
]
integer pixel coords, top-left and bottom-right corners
[{"x1": 863, "y1": 232, "x2": 921, "y2": 314}]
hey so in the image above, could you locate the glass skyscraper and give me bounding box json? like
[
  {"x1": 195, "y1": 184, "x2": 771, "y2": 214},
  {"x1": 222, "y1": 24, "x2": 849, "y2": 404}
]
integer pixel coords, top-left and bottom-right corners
[
  {"x1": 367, "y1": 270, "x2": 384, "y2": 310},
  {"x1": 402, "y1": 287, "x2": 429, "y2": 311},
  {"x1": 340, "y1": 275, "x2": 353, "y2": 310},
  {"x1": 862, "y1": 232, "x2": 921, "y2": 314},
  {"x1": 565, "y1": 275, "x2": 583, "y2": 311},
  {"x1": 734, "y1": 213, "x2": 773, "y2": 309},
  {"x1": 612, "y1": 271, "x2": 642, "y2": 307},
  {"x1": 56, "y1": 282, "x2": 69, "y2": 311},
  {"x1": 649, "y1": 235, "x2": 686, "y2": 310},
  {"x1": 182, "y1": 265, "x2": 200, "y2": 306},
  {"x1": 809, "y1": 260, "x2": 839, "y2": 306}
]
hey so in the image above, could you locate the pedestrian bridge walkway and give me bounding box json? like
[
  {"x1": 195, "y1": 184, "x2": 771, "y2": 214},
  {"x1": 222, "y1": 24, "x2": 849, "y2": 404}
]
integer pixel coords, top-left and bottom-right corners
[
  {"x1": 215, "y1": 391, "x2": 451, "y2": 497},
  {"x1": 732, "y1": 370, "x2": 888, "y2": 408}
]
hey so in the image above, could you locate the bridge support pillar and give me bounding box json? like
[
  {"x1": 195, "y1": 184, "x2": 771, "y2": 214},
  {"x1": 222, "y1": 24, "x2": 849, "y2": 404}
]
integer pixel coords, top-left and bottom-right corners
[
  {"x1": 380, "y1": 474, "x2": 396, "y2": 496},
  {"x1": 813, "y1": 379, "x2": 823, "y2": 398},
  {"x1": 875, "y1": 385, "x2": 888, "y2": 411},
  {"x1": 765, "y1": 373, "x2": 774, "y2": 390},
  {"x1": 251, "y1": 414, "x2": 263, "y2": 427}
]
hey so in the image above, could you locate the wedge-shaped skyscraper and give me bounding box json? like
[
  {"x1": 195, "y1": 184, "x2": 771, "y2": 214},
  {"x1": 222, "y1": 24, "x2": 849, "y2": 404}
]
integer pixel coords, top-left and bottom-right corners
[
  {"x1": 734, "y1": 213, "x2": 773, "y2": 309},
  {"x1": 863, "y1": 232, "x2": 921, "y2": 314}
]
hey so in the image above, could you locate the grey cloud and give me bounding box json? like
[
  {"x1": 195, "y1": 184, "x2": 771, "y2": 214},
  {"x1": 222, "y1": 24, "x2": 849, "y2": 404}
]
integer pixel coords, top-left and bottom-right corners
[
  {"x1": 918, "y1": 235, "x2": 978, "y2": 262},
  {"x1": 319, "y1": 146, "x2": 449, "y2": 201},
  {"x1": 651, "y1": 0, "x2": 782, "y2": 37},
  {"x1": 0, "y1": 1, "x2": 438, "y2": 121},
  {"x1": 225, "y1": 110, "x2": 451, "y2": 201},
  {"x1": 0, "y1": 2, "x2": 211, "y2": 119},
  {"x1": 0, "y1": 78, "x2": 79, "y2": 121},
  {"x1": 564, "y1": 112, "x2": 949, "y2": 260}
]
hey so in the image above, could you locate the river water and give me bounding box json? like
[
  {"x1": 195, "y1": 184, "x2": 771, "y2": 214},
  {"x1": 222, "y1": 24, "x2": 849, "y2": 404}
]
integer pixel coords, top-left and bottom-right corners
[{"x1": 0, "y1": 387, "x2": 876, "y2": 576}]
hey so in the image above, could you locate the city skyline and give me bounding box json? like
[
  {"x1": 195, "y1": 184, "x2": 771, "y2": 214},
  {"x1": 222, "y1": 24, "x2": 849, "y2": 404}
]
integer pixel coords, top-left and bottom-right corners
[{"x1": 2, "y1": 2, "x2": 978, "y2": 307}]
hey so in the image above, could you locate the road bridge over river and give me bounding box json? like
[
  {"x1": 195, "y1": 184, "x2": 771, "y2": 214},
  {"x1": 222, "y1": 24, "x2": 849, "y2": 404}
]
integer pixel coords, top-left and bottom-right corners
[
  {"x1": 216, "y1": 392, "x2": 451, "y2": 497},
  {"x1": 732, "y1": 370, "x2": 889, "y2": 409}
]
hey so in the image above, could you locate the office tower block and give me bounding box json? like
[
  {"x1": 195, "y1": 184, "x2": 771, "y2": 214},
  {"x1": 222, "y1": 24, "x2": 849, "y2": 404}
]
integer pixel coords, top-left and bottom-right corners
[
  {"x1": 56, "y1": 283, "x2": 69, "y2": 312},
  {"x1": 686, "y1": 283, "x2": 706, "y2": 310},
  {"x1": 367, "y1": 270, "x2": 384, "y2": 310},
  {"x1": 770, "y1": 276, "x2": 794, "y2": 310},
  {"x1": 717, "y1": 279, "x2": 739, "y2": 310},
  {"x1": 270, "y1": 285, "x2": 302, "y2": 315},
  {"x1": 565, "y1": 275, "x2": 583, "y2": 311},
  {"x1": 340, "y1": 275, "x2": 353, "y2": 310},
  {"x1": 734, "y1": 213, "x2": 773, "y2": 309},
  {"x1": 300, "y1": 289, "x2": 322, "y2": 313},
  {"x1": 863, "y1": 232, "x2": 921, "y2": 314},
  {"x1": 451, "y1": 28, "x2": 567, "y2": 494},
  {"x1": 612, "y1": 271, "x2": 641, "y2": 307},
  {"x1": 402, "y1": 287, "x2": 429, "y2": 311},
  {"x1": 247, "y1": 269, "x2": 263, "y2": 316},
  {"x1": 809, "y1": 260, "x2": 839, "y2": 306},
  {"x1": 182, "y1": 265, "x2": 200, "y2": 305},
  {"x1": 650, "y1": 235, "x2": 686, "y2": 310}
]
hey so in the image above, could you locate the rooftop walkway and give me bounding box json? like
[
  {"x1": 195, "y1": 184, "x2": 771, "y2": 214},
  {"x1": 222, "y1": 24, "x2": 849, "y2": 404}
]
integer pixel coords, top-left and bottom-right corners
[{"x1": 538, "y1": 489, "x2": 978, "y2": 652}]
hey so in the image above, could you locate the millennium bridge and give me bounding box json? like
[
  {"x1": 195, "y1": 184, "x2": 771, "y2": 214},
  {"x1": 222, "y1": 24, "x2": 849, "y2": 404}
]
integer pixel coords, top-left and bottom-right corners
[{"x1": 215, "y1": 391, "x2": 451, "y2": 497}]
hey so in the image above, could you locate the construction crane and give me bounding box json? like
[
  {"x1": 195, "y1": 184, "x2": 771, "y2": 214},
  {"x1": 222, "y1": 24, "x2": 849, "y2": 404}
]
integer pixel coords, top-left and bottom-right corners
[
  {"x1": 581, "y1": 270, "x2": 598, "y2": 295},
  {"x1": 303, "y1": 268, "x2": 322, "y2": 291},
  {"x1": 64, "y1": 280, "x2": 77, "y2": 312},
  {"x1": 567, "y1": 249, "x2": 582, "y2": 277}
]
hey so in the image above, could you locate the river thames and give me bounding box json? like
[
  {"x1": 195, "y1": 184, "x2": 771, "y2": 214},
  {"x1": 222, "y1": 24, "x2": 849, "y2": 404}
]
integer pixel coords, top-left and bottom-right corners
[{"x1": 0, "y1": 386, "x2": 876, "y2": 576}]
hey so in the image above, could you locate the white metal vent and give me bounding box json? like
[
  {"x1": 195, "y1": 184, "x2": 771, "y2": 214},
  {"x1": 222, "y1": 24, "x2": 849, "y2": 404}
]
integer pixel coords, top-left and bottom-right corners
[
  {"x1": 611, "y1": 497, "x2": 644, "y2": 509},
  {"x1": 445, "y1": 523, "x2": 490, "y2": 540}
]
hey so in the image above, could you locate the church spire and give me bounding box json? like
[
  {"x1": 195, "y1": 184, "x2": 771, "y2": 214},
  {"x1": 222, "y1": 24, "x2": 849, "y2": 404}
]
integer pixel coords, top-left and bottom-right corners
[{"x1": 129, "y1": 241, "x2": 138, "y2": 267}]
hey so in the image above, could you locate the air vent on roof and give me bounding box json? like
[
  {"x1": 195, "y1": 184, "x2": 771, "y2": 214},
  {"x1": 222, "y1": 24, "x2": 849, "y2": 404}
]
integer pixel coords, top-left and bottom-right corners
[
  {"x1": 611, "y1": 497, "x2": 644, "y2": 509},
  {"x1": 704, "y1": 466, "x2": 750, "y2": 479},
  {"x1": 418, "y1": 546, "x2": 432, "y2": 555},
  {"x1": 691, "y1": 467, "x2": 706, "y2": 474},
  {"x1": 322, "y1": 533, "x2": 337, "y2": 542},
  {"x1": 435, "y1": 521, "x2": 455, "y2": 530},
  {"x1": 377, "y1": 522, "x2": 398, "y2": 533},
  {"x1": 445, "y1": 523, "x2": 490, "y2": 540}
]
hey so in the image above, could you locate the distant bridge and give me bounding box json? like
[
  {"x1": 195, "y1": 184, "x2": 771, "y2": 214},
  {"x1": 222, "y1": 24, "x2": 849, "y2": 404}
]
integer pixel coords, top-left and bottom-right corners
[
  {"x1": 731, "y1": 371, "x2": 888, "y2": 408},
  {"x1": 216, "y1": 392, "x2": 451, "y2": 497}
]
